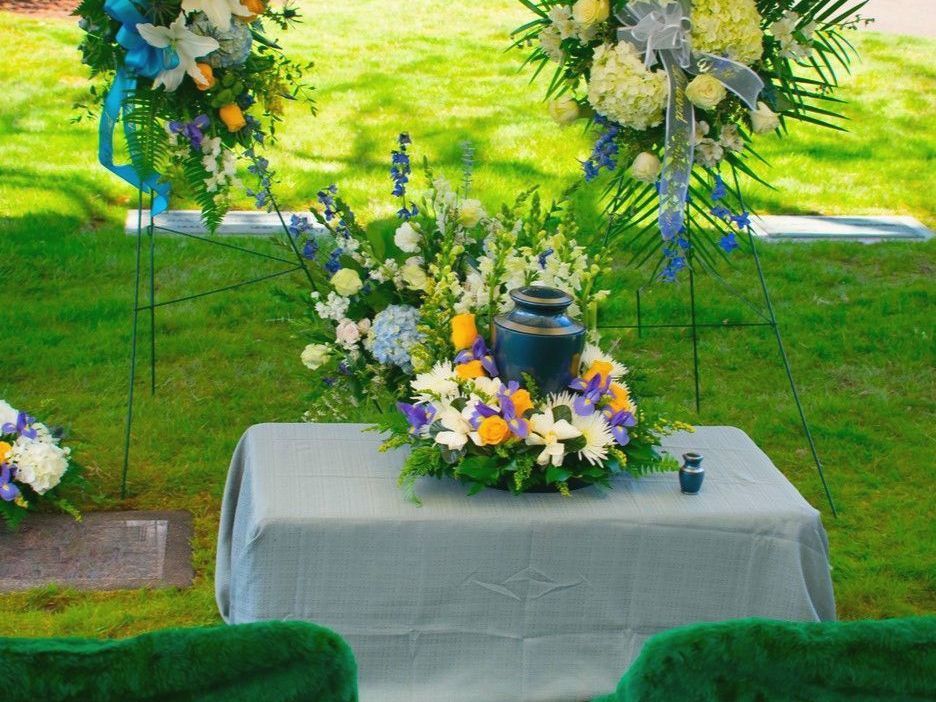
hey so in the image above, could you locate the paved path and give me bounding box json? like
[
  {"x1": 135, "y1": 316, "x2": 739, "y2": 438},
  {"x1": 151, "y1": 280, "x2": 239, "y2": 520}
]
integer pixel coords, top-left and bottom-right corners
[{"x1": 863, "y1": 0, "x2": 934, "y2": 38}]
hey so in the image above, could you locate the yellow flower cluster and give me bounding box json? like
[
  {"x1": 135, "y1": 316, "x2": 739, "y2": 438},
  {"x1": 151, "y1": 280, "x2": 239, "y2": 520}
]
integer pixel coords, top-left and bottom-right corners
[
  {"x1": 691, "y1": 0, "x2": 764, "y2": 66},
  {"x1": 587, "y1": 42, "x2": 667, "y2": 131}
]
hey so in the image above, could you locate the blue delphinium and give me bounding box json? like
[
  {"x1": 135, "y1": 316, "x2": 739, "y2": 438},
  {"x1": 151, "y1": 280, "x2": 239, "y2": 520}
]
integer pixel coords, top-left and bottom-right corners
[
  {"x1": 325, "y1": 248, "x2": 343, "y2": 274},
  {"x1": 391, "y1": 133, "x2": 411, "y2": 198},
  {"x1": 366, "y1": 305, "x2": 424, "y2": 372},
  {"x1": 246, "y1": 152, "x2": 272, "y2": 209},
  {"x1": 582, "y1": 116, "x2": 620, "y2": 182}
]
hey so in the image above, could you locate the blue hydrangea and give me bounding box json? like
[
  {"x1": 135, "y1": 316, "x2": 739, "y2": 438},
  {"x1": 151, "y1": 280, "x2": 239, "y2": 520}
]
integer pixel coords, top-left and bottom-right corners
[{"x1": 366, "y1": 305, "x2": 423, "y2": 372}]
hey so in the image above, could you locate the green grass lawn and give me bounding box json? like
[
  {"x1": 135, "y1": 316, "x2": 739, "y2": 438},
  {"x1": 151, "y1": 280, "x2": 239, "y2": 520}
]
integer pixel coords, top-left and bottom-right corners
[{"x1": 0, "y1": 1, "x2": 934, "y2": 638}]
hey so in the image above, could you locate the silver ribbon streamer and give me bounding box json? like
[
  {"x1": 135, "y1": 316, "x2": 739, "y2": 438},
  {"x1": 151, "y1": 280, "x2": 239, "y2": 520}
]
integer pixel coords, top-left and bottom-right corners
[{"x1": 616, "y1": 0, "x2": 764, "y2": 240}]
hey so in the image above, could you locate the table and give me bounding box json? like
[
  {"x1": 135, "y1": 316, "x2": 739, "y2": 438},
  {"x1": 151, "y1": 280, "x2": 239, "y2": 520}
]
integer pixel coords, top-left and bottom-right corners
[{"x1": 216, "y1": 424, "x2": 835, "y2": 702}]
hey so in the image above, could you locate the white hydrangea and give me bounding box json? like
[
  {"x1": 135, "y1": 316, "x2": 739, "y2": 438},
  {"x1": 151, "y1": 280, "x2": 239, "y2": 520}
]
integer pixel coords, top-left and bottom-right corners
[
  {"x1": 691, "y1": 0, "x2": 764, "y2": 66},
  {"x1": 587, "y1": 42, "x2": 667, "y2": 131},
  {"x1": 9, "y1": 434, "x2": 70, "y2": 495}
]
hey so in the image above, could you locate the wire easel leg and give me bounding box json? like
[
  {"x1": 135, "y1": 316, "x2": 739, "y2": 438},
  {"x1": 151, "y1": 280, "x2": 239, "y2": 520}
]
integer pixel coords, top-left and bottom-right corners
[
  {"x1": 148, "y1": 196, "x2": 156, "y2": 395},
  {"x1": 121, "y1": 190, "x2": 145, "y2": 499},
  {"x1": 749, "y1": 230, "x2": 837, "y2": 517}
]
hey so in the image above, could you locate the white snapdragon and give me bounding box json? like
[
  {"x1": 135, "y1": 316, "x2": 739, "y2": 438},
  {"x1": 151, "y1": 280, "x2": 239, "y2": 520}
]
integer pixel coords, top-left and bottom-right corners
[{"x1": 394, "y1": 222, "x2": 421, "y2": 253}]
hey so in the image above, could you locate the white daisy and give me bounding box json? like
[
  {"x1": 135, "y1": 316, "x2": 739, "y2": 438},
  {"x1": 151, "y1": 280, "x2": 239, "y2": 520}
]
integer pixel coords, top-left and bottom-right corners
[
  {"x1": 544, "y1": 391, "x2": 577, "y2": 414},
  {"x1": 411, "y1": 361, "x2": 459, "y2": 402},
  {"x1": 572, "y1": 412, "x2": 615, "y2": 465},
  {"x1": 580, "y1": 343, "x2": 628, "y2": 379}
]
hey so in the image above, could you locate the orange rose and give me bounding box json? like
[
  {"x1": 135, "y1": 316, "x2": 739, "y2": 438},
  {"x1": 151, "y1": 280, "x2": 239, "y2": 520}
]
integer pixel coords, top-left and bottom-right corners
[
  {"x1": 509, "y1": 389, "x2": 533, "y2": 417},
  {"x1": 456, "y1": 360, "x2": 485, "y2": 380},
  {"x1": 583, "y1": 360, "x2": 614, "y2": 385},
  {"x1": 240, "y1": 0, "x2": 265, "y2": 16},
  {"x1": 219, "y1": 103, "x2": 247, "y2": 132},
  {"x1": 477, "y1": 416, "x2": 511, "y2": 446},
  {"x1": 194, "y1": 63, "x2": 216, "y2": 91},
  {"x1": 609, "y1": 382, "x2": 635, "y2": 413},
  {"x1": 0, "y1": 441, "x2": 10, "y2": 461},
  {"x1": 451, "y1": 313, "x2": 479, "y2": 350}
]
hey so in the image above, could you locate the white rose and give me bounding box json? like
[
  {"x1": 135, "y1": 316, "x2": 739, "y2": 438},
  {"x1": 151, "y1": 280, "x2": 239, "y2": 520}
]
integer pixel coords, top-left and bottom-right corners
[
  {"x1": 548, "y1": 96, "x2": 581, "y2": 125},
  {"x1": 394, "y1": 222, "x2": 421, "y2": 254},
  {"x1": 400, "y1": 261, "x2": 429, "y2": 291},
  {"x1": 631, "y1": 152, "x2": 661, "y2": 183},
  {"x1": 458, "y1": 199, "x2": 486, "y2": 228},
  {"x1": 335, "y1": 319, "x2": 361, "y2": 349},
  {"x1": 330, "y1": 268, "x2": 363, "y2": 296},
  {"x1": 9, "y1": 436, "x2": 70, "y2": 495},
  {"x1": 685, "y1": 74, "x2": 727, "y2": 110},
  {"x1": 301, "y1": 343, "x2": 330, "y2": 371},
  {"x1": 572, "y1": 0, "x2": 610, "y2": 26},
  {"x1": 357, "y1": 319, "x2": 372, "y2": 335},
  {"x1": 750, "y1": 101, "x2": 780, "y2": 134}
]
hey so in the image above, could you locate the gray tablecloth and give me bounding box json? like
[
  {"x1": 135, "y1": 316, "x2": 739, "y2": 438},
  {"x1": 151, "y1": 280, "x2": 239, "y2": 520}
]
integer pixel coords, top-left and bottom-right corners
[{"x1": 216, "y1": 424, "x2": 835, "y2": 702}]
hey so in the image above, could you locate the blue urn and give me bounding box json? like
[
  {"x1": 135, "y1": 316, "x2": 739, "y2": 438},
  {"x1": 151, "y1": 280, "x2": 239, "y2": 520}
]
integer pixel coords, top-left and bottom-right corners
[
  {"x1": 679, "y1": 452, "x2": 705, "y2": 495},
  {"x1": 492, "y1": 286, "x2": 586, "y2": 395}
]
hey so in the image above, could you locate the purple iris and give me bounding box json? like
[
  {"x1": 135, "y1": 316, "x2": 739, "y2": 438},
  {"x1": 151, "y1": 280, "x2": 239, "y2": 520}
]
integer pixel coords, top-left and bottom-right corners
[
  {"x1": 497, "y1": 392, "x2": 529, "y2": 439},
  {"x1": 397, "y1": 402, "x2": 436, "y2": 434},
  {"x1": 3, "y1": 411, "x2": 36, "y2": 440},
  {"x1": 455, "y1": 336, "x2": 498, "y2": 377},
  {"x1": 603, "y1": 408, "x2": 636, "y2": 446},
  {"x1": 0, "y1": 464, "x2": 19, "y2": 502},
  {"x1": 466, "y1": 402, "x2": 498, "y2": 430},
  {"x1": 169, "y1": 114, "x2": 210, "y2": 151},
  {"x1": 569, "y1": 374, "x2": 610, "y2": 416}
]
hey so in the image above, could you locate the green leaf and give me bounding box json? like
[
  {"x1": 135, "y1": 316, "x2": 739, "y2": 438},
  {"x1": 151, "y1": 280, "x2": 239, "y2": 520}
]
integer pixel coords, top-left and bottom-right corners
[
  {"x1": 546, "y1": 466, "x2": 571, "y2": 484},
  {"x1": 553, "y1": 405, "x2": 573, "y2": 424},
  {"x1": 457, "y1": 455, "x2": 499, "y2": 482}
]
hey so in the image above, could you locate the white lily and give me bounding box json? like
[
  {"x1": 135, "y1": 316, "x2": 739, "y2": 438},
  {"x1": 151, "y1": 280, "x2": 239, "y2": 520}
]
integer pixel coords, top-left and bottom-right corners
[
  {"x1": 526, "y1": 412, "x2": 582, "y2": 467},
  {"x1": 138, "y1": 17, "x2": 220, "y2": 92},
  {"x1": 434, "y1": 406, "x2": 478, "y2": 452},
  {"x1": 181, "y1": 0, "x2": 253, "y2": 31}
]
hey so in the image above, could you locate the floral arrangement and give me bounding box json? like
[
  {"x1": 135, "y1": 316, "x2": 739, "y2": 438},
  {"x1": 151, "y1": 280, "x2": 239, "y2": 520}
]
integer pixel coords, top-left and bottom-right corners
[
  {"x1": 512, "y1": 0, "x2": 865, "y2": 280},
  {"x1": 77, "y1": 0, "x2": 314, "y2": 229},
  {"x1": 291, "y1": 135, "x2": 690, "y2": 499},
  {"x1": 385, "y1": 319, "x2": 690, "y2": 499},
  {"x1": 0, "y1": 401, "x2": 84, "y2": 529}
]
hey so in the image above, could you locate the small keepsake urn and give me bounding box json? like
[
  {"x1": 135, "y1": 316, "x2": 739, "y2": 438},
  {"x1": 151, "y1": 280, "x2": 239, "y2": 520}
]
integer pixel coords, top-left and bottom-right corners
[
  {"x1": 493, "y1": 286, "x2": 586, "y2": 395},
  {"x1": 679, "y1": 452, "x2": 705, "y2": 495}
]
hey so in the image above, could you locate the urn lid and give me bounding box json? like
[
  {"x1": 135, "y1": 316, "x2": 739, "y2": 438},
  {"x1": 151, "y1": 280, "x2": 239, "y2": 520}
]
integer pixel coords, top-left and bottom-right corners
[{"x1": 495, "y1": 286, "x2": 584, "y2": 336}]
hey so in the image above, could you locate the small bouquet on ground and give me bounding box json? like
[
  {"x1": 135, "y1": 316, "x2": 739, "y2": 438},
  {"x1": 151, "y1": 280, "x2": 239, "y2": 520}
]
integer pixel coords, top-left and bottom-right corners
[
  {"x1": 511, "y1": 0, "x2": 865, "y2": 280},
  {"x1": 383, "y1": 315, "x2": 690, "y2": 501},
  {"x1": 0, "y1": 401, "x2": 85, "y2": 529},
  {"x1": 291, "y1": 134, "x2": 691, "y2": 500},
  {"x1": 76, "y1": 0, "x2": 315, "y2": 229}
]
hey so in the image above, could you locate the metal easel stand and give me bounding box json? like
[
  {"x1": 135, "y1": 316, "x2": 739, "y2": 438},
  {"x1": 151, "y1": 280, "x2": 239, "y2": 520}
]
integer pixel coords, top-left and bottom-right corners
[
  {"x1": 600, "y1": 224, "x2": 837, "y2": 517},
  {"x1": 120, "y1": 188, "x2": 315, "y2": 498}
]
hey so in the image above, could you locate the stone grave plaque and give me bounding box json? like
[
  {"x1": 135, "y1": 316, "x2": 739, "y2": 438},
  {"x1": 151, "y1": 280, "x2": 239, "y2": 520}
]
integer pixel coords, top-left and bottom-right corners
[
  {"x1": 0, "y1": 511, "x2": 193, "y2": 591},
  {"x1": 752, "y1": 215, "x2": 932, "y2": 243}
]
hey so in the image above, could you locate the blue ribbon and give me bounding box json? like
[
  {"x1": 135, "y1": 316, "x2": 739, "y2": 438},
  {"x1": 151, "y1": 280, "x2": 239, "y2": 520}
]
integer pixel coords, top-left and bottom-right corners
[{"x1": 99, "y1": 0, "x2": 175, "y2": 216}]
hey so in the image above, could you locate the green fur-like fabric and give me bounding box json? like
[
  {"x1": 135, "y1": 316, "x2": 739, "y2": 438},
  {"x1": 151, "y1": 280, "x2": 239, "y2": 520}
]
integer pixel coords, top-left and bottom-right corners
[
  {"x1": 596, "y1": 617, "x2": 936, "y2": 702},
  {"x1": 0, "y1": 621, "x2": 357, "y2": 702}
]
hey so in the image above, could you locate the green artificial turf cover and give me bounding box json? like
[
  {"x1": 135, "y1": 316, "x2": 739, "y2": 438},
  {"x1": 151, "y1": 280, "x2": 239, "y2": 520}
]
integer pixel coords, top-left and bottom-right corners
[
  {"x1": 0, "y1": 621, "x2": 357, "y2": 702},
  {"x1": 595, "y1": 617, "x2": 936, "y2": 702}
]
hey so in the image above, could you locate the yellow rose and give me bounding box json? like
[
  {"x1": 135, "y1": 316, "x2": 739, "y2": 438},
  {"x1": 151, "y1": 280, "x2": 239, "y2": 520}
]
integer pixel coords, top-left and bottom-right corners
[
  {"x1": 219, "y1": 103, "x2": 247, "y2": 132},
  {"x1": 548, "y1": 96, "x2": 581, "y2": 126},
  {"x1": 572, "y1": 0, "x2": 610, "y2": 26},
  {"x1": 685, "y1": 74, "x2": 727, "y2": 111},
  {"x1": 194, "y1": 63, "x2": 216, "y2": 91},
  {"x1": 451, "y1": 313, "x2": 479, "y2": 350},
  {"x1": 0, "y1": 441, "x2": 11, "y2": 461},
  {"x1": 609, "y1": 382, "x2": 635, "y2": 413},
  {"x1": 301, "y1": 344, "x2": 330, "y2": 371},
  {"x1": 509, "y1": 389, "x2": 534, "y2": 417},
  {"x1": 456, "y1": 360, "x2": 486, "y2": 380},
  {"x1": 584, "y1": 360, "x2": 614, "y2": 385},
  {"x1": 477, "y1": 416, "x2": 511, "y2": 446},
  {"x1": 330, "y1": 268, "x2": 363, "y2": 296}
]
